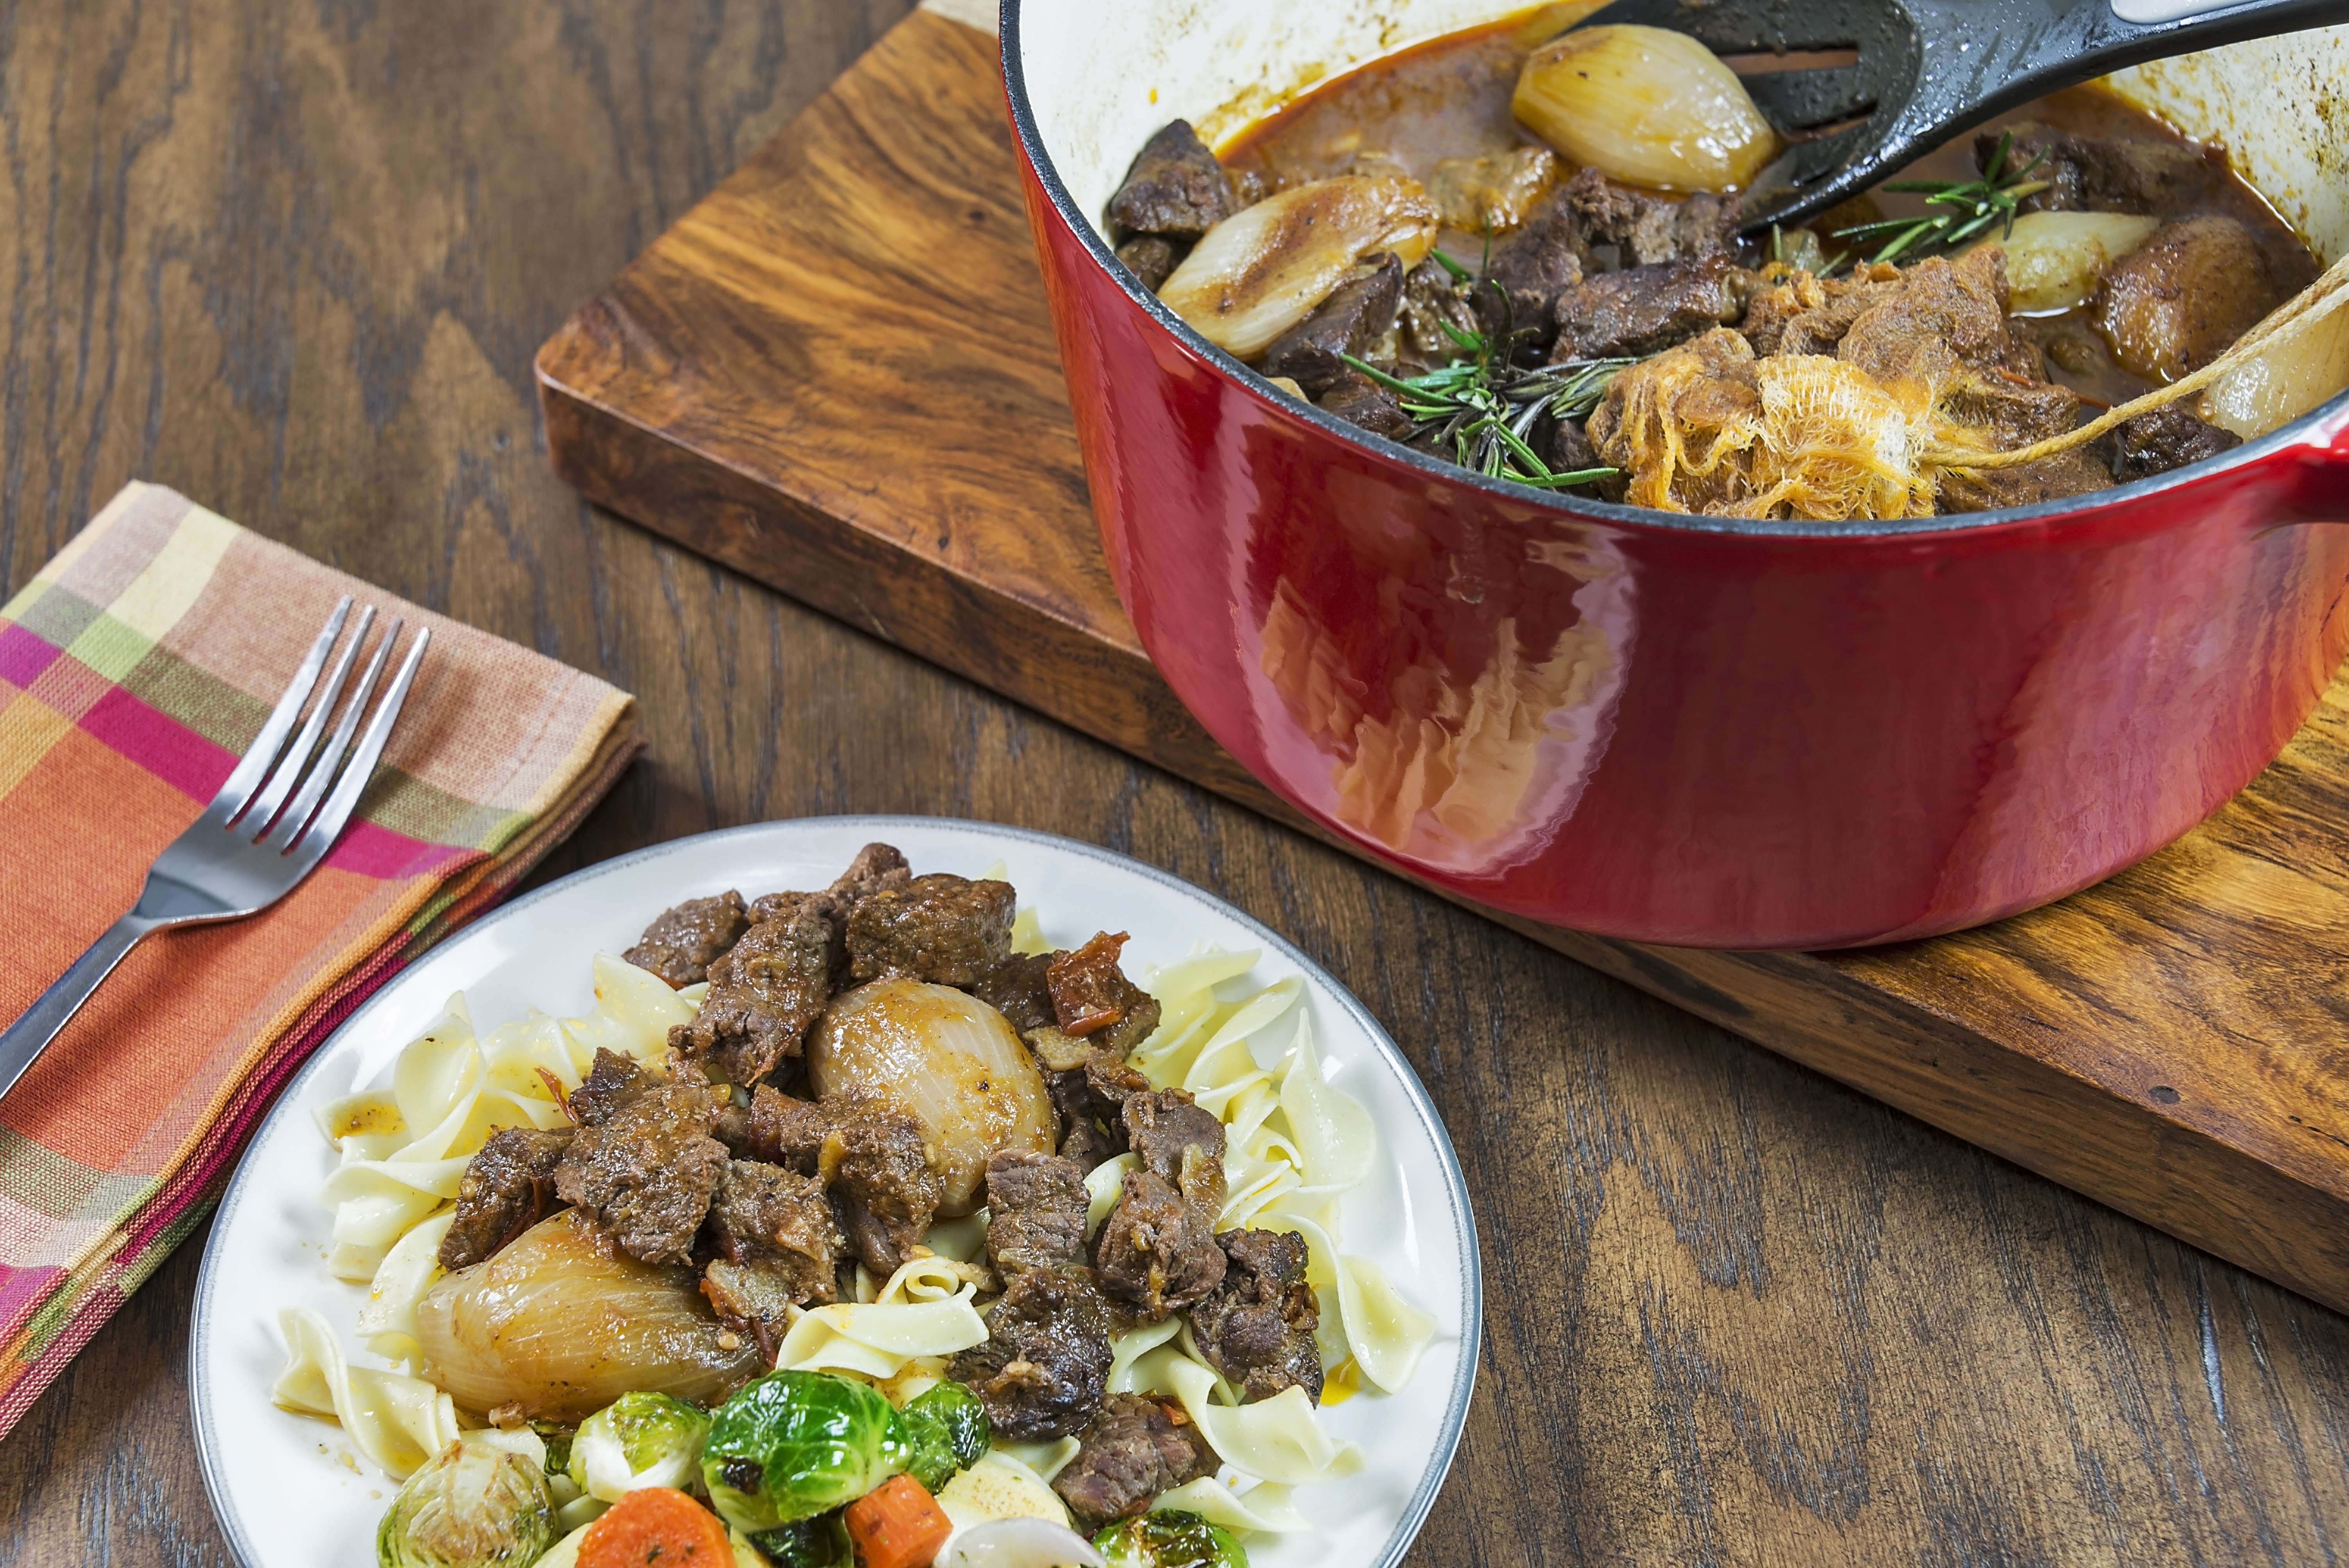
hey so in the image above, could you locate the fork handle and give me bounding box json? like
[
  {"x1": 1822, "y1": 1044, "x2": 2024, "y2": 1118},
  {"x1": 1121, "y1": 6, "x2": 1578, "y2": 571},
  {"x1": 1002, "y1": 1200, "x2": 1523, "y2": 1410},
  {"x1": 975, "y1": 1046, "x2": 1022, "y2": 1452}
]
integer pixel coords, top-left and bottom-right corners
[{"x1": 0, "y1": 914, "x2": 162, "y2": 1105}]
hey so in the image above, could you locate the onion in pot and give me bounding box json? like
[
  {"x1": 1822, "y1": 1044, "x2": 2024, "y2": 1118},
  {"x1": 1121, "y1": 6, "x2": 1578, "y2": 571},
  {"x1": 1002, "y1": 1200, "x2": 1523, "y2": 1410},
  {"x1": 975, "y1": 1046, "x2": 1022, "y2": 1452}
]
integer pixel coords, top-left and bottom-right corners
[
  {"x1": 1157, "y1": 175, "x2": 1440, "y2": 360},
  {"x1": 1975, "y1": 212, "x2": 2159, "y2": 314},
  {"x1": 1513, "y1": 25, "x2": 1776, "y2": 193},
  {"x1": 414, "y1": 1209, "x2": 759, "y2": 1421},
  {"x1": 809, "y1": 978, "x2": 1055, "y2": 1215}
]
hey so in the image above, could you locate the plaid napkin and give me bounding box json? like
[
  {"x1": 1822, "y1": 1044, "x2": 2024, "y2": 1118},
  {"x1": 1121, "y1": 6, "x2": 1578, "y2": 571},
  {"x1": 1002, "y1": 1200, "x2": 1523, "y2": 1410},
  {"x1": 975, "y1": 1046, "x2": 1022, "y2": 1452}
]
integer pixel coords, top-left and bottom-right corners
[{"x1": 0, "y1": 481, "x2": 641, "y2": 1435}]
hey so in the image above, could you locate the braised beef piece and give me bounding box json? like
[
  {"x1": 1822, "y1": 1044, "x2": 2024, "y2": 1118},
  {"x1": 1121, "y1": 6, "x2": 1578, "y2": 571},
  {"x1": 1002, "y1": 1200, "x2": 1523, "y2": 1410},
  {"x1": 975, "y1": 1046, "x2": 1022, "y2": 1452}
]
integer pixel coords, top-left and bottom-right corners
[
  {"x1": 624, "y1": 891, "x2": 750, "y2": 987},
  {"x1": 439, "y1": 1127, "x2": 573, "y2": 1270},
  {"x1": 1059, "y1": 1114, "x2": 1123, "y2": 1174},
  {"x1": 714, "y1": 1083, "x2": 831, "y2": 1175},
  {"x1": 1472, "y1": 194, "x2": 1585, "y2": 354},
  {"x1": 820, "y1": 1098, "x2": 942, "y2": 1275},
  {"x1": 1317, "y1": 370, "x2": 1416, "y2": 438},
  {"x1": 974, "y1": 951, "x2": 1059, "y2": 1036},
  {"x1": 984, "y1": 1151, "x2": 1091, "y2": 1278},
  {"x1": 701, "y1": 1159, "x2": 844, "y2": 1345},
  {"x1": 1093, "y1": 1168, "x2": 1226, "y2": 1320},
  {"x1": 1543, "y1": 414, "x2": 1600, "y2": 477},
  {"x1": 1046, "y1": 933, "x2": 1162, "y2": 1053},
  {"x1": 1048, "y1": 1046, "x2": 1151, "y2": 1171},
  {"x1": 845, "y1": 874, "x2": 1016, "y2": 986},
  {"x1": 1976, "y1": 121, "x2": 2223, "y2": 216},
  {"x1": 812, "y1": 841, "x2": 916, "y2": 915},
  {"x1": 1108, "y1": 121, "x2": 1233, "y2": 242},
  {"x1": 2111, "y1": 402, "x2": 2242, "y2": 481},
  {"x1": 673, "y1": 901, "x2": 842, "y2": 1087},
  {"x1": 949, "y1": 1266, "x2": 1116, "y2": 1441},
  {"x1": 1559, "y1": 168, "x2": 1739, "y2": 269},
  {"x1": 1740, "y1": 261, "x2": 1912, "y2": 358},
  {"x1": 1123, "y1": 1089, "x2": 1226, "y2": 1215},
  {"x1": 1261, "y1": 254, "x2": 1404, "y2": 396},
  {"x1": 1398, "y1": 257, "x2": 1480, "y2": 368},
  {"x1": 554, "y1": 1064, "x2": 728, "y2": 1265},
  {"x1": 2094, "y1": 215, "x2": 2300, "y2": 384},
  {"x1": 568, "y1": 1047, "x2": 652, "y2": 1127},
  {"x1": 1053, "y1": 1393, "x2": 1222, "y2": 1527},
  {"x1": 1117, "y1": 237, "x2": 1182, "y2": 293},
  {"x1": 1549, "y1": 251, "x2": 1746, "y2": 364},
  {"x1": 1188, "y1": 1228, "x2": 1323, "y2": 1403}
]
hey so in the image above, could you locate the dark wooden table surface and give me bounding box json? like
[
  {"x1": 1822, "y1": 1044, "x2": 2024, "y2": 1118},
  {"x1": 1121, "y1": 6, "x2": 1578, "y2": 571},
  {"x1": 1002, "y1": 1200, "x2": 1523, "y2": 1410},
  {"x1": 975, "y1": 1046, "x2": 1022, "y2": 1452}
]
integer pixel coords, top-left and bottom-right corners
[{"x1": 5, "y1": 1, "x2": 2348, "y2": 1562}]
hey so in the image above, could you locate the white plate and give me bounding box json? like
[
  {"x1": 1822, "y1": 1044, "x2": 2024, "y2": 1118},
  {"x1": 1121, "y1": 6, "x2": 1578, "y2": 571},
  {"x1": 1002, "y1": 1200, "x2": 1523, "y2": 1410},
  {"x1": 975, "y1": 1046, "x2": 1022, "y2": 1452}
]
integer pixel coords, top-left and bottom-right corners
[{"x1": 191, "y1": 817, "x2": 1481, "y2": 1567}]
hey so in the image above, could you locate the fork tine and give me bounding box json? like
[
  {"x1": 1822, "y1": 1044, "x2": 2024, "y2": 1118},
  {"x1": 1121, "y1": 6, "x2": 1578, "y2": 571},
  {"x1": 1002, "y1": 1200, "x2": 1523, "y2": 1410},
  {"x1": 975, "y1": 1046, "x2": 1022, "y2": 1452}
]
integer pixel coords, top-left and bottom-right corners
[
  {"x1": 264, "y1": 617, "x2": 401, "y2": 853},
  {"x1": 241, "y1": 605, "x2": 374, "y2": 837},
  {"x1": 294, "y1": 627, "x2": 429, "y2": 863},
  {"x1": 203, "y1": 597, "x2": 351, "y2": 827}
]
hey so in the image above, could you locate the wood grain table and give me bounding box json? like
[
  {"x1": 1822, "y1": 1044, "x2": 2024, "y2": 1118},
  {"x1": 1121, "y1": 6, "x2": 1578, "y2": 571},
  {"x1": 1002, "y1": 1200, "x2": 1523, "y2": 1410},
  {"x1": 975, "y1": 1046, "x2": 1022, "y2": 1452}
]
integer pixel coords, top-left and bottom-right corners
[{"x1": 2, "y1": 1, "x2": 2346, "y2": 1563}]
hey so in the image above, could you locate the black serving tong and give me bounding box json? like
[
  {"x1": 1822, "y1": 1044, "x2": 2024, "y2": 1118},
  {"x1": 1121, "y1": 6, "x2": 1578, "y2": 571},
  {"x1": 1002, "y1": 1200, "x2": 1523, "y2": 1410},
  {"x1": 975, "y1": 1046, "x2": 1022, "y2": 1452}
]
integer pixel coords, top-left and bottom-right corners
[{"x1": 1560, "y1": 0, "x2": 2349, "y2": 230}]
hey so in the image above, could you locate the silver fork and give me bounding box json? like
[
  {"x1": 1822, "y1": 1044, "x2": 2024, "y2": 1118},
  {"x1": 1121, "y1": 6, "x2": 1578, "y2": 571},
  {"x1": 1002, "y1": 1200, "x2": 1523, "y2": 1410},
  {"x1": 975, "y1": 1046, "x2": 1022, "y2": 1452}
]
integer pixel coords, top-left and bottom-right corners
[{"x1": 0, "y1": 597, "x2": 430, "y2": 1102}]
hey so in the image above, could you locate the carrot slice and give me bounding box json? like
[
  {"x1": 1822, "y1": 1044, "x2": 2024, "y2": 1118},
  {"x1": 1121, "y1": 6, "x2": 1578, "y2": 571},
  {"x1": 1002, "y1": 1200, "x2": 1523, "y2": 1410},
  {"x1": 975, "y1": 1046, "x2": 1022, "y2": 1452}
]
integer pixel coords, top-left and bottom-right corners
[
  {"x1": 576, "y1": 1486, "x2": 735, "y2": 1567},
  {"x1": 844, "y1": 1473, "x2": 954, "y2": 1568}
]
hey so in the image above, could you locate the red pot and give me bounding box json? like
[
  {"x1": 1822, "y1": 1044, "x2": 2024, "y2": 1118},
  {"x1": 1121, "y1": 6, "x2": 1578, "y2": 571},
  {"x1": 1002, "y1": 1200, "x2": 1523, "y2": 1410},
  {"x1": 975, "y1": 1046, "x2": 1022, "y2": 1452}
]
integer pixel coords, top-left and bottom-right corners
[{"x1": 1002, "y1": 3, "x2": 2349, "y2": 948}]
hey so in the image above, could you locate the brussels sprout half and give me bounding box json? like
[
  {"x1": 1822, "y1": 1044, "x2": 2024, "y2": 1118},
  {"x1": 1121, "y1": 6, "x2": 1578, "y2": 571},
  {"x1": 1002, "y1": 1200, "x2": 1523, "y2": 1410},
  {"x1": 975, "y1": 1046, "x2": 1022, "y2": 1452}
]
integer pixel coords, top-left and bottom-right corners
[
  {"x1": 901, "y1": 1381, "x2": 991, "y2": 1492},
  {"x1": 377, "y1": 1438, "x2": 558, "y2": 1568},
  {"x1": 1093, "y1": 1510, "x2": 1249, "y2": 1568},
  {"x1": 701, "y1": 1370, "x2": 914, "y2": 1531},
  {"x1": 569, "y1": 1391, "x2": 711, "y2": 1502},
  {"x1": 750, "y1": 1509, "x2": 853, "y2": 1568}
]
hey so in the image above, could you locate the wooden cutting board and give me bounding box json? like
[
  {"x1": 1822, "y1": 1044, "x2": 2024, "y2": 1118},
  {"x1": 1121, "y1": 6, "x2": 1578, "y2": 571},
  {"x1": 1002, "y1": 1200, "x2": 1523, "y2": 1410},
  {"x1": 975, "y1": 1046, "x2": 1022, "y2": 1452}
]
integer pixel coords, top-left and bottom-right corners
[{"x1": 536, "y1": 2, "x2": 2349, "y2": 1315}]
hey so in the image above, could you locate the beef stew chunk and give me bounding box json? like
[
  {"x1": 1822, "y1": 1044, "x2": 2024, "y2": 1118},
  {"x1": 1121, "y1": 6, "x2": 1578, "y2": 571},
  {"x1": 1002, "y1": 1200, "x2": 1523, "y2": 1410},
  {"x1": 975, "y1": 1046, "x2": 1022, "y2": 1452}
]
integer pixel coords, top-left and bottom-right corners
[
  {"x1": 624, "y1": 890, "x2": 750, "y2": 987},
  {"x1": 820, "y1": 1097, "x2": 943, "y2": 1274},
  {"x1": 1053, "y1": 1393, "x2": 1223, "y2": 1527},
  {"x1": 553, "y1": 1063, "x2": 728, "y2": 1265},
  {"x1": 1398, "y1": 257, "x2": 1481, "y2": 367},
  {"x1": 673, "y1": 899, "x2": 843, "y2": 1086},
  {"x1": 713, "y1": 1083, "x2": 831, "y2": 1174},
  {"x1": 1317, "y1": 370, "x2": 1416, "y2": 438},
  {"x1": 1550, "y1": 251, "x2": 1745, "y2": 363},
  {"x1": 1473, "y1": 192, "x2": 1586, "y2": 353},
  {"x1": 844, "y1": 873, "x2": 1015, "y2": 986},
  {"x1": 439, "y1": 1127, "x2": 573, "y2": 1270},
  {"x1": 1093, "y1": 1167, "x2": 1226, "y2": 1320},
  {"x1": 2094, "y1": 216, "x2": 2294, "y2": 383},
  {"x1": 1123, "y1": 1088, "x2": 1226, "y2": 1216},
  {"x1": 1261, "y1": 253, "x2": 1405, "y2": 396},
  {"x1": 1559, "y1": 167, "x2": 1738, "y2": 268},
  {"x1": 1108, "y1": 120, "x2": 1233, "y2": 242},
  {"x1": 974, "y1": 950, "x2": 1059, "y2": 1036},
  {"x1": 1045, "y1": 932, "x2": 1162, "y2": 1052},
  {"x1": 2112, "y1": 401, "x2": 2242, "y2": 481},
  {"x1": 1976, "y1": 121, "x2": 2221, "y2": 216},
  {"x1": 701, "y1": 1159, "x2": 844, "y2": 1341},
  {"x1": 1188, "y1": 1228, "x2": 1324, "y2": 1403},
  {"x1": 567, "y1": 1046, "x2": 652, "y2": 1127},
  {"x1": 1117, "y1": 237, "x2": 1182, "y2": 293},
  {"x1": 950, "y1": 1265, "x2": 1116, "y2": 1441},
  {"x1": 983, "y1": 1151, "x2": 1091, "y2": 1278}
]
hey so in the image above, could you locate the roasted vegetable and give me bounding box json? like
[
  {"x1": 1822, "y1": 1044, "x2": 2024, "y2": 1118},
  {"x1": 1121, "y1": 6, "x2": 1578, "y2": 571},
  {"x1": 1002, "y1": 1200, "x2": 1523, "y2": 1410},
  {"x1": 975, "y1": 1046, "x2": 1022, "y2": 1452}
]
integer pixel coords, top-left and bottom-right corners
[
  {"x1": 901, "y1": 1381, "x2": 992, "y2": 1492},
  {"x1": 1091, "y1": 1511, "x2": 1247, "y2": 1568},
  {"x1": 574, "y1": 1486, "x2": 732, "y2": 1567},
  {"x1": 702, "y1": 1370, "x2": 914, "y2": 1531},
  {"x1": 415, "y1": 1209, "x2": 759, "y2": 1421},
  {"x1": 570, "y1": 1392, "x2": 712, "y2": 1502},
  {"x1": 845, "y1": 1474, "x2": 954, "y2": 1568},
  {"x1": 809, "y1": 978, "x2": 1057, "y2": 1214},
  {"x1": 752, "y1": 1511, "x2": 855, "y2": 1568},
  {"x1": 1513, "y1": 25, "x2": 1775, "y2": 193},
  {"x1": 376, "y1": 1438, "x2": 558, "y2": 1568}
]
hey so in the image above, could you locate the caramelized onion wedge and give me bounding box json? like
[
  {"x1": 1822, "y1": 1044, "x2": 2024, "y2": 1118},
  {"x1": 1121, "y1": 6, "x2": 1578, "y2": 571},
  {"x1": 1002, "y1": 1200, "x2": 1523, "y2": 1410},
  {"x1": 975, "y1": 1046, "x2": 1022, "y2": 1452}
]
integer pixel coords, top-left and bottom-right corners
[
  {"x1": 809, "y1": 978, "x2": 1056, "y2": 1215},
  {"x1": 1158, "y1": 176, "x2": 1440, "y2": 360},
  {"x1": 414, "y1": 1209, "x2": 758, "y2": 1421},
  {"x1": 1514, "y1": 25, "x2": 1775, "y2": 193}
]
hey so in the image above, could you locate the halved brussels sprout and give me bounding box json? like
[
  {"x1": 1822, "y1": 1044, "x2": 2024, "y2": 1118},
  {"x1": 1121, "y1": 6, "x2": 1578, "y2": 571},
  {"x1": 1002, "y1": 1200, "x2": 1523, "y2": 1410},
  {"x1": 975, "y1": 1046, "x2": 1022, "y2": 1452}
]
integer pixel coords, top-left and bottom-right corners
[
  {"x1": 377, "y1": 1438, "x2": 557, "y2": 1568},
  {"x1": 902, "y1": 1381, "x2": 991, "y2": 1492},
  {"x1": 1093, "y1": 1509, "x2": 1248, "y2": 1568},
  {"x1": 569, "y1": 1391, "x2": 711, "y2": 1501},
  {"x1": 702, "y1": 1370, "x2": 913, "y2": 1531}
]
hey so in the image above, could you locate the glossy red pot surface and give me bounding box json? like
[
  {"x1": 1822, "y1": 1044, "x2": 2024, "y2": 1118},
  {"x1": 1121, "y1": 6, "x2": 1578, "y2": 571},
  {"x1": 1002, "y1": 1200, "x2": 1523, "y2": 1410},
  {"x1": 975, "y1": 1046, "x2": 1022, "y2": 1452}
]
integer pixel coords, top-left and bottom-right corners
[{"x1": 1003, "y1": 3, "x2": 2349, "y2": 948}]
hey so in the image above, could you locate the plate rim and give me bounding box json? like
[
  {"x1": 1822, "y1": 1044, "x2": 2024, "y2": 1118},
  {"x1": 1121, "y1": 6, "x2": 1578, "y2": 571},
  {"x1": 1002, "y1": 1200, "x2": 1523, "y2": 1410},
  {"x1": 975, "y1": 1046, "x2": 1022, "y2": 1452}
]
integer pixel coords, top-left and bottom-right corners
[{"x1": 191, "y1": 814, "x2": 1483, "y2": 1568}]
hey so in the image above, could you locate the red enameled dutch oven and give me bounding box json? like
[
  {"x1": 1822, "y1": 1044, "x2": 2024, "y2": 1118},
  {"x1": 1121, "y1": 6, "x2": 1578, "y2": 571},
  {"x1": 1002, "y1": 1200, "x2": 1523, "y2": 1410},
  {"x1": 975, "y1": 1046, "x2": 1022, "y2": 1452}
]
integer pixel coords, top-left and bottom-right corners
[{"x1": 1001, "y1": 0, "x2": 2349, "y2": 948}]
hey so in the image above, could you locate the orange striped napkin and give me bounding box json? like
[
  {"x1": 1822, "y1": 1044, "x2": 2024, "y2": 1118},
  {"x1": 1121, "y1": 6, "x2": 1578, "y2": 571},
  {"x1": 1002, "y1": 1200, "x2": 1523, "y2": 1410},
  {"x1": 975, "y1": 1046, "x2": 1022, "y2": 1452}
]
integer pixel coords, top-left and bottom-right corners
[{"x1": 0, "y1": 481, "x2": 641, "y2": 1434}]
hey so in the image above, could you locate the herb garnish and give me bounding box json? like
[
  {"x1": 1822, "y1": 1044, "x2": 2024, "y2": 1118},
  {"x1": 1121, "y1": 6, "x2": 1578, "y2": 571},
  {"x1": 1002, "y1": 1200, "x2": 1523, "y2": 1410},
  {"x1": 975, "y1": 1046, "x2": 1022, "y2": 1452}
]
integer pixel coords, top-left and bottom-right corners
[
  {"x1": 1338, "y1": 278, "x2": 1626, "y2": 490},
  {"x1": 1829, "y1": 131, "x2": 2052, "y2": 267}
]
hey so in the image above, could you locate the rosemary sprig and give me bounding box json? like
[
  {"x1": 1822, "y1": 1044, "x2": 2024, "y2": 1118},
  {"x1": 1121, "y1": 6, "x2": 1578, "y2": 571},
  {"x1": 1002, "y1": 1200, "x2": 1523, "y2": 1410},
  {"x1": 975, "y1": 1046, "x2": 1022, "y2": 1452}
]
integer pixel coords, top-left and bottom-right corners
[
  {"x1": 1829, "y1": 131, "x2": 2053, "y2": 267},
  {"x1": 1340, "y1": 337, "x2": 1630, "y2": 490}
]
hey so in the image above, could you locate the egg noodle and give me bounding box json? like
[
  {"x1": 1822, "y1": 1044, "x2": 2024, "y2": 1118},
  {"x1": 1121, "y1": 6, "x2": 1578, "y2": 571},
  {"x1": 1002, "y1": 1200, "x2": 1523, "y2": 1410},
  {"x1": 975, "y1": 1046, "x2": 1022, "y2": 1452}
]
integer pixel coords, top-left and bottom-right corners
[{"x1": 277, "y1": 883, "x2": 1438, "y2": 1554}]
